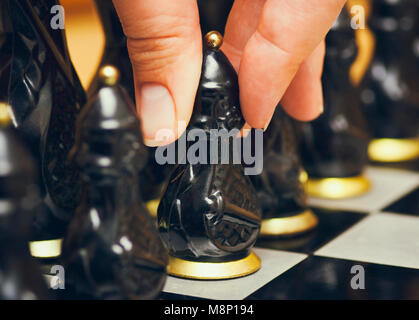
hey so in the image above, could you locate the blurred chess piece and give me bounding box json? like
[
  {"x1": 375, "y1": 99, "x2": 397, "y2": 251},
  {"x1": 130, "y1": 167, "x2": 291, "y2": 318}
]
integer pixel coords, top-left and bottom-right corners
[
  {"x1": 360, "y1": 0, "x2": 419, "y2": 164},
  {"x1": 89, "y1": 0, "x2": 172, "y2": 218},
  {"x1": 251, "y1": 108, "x2": 318, "y2": 237},
  {"x1": 62, "y1": 66, "x2": 168, "y2": 300},
  {"x1": 198, "y1": 0, "x2": 234, "y2": 36},
  {"x1": 158, "y1": 32, "x2": 262, "y2": 280},
  {"x1": 1, "y1": 0, "x2": 86, "y2": 261},
  {"x1": 0, "y1": 103, "x2": 50, "y2": 300},
  {"x1": 297, "y1": 8, "x2": 371, "y2": 199}
]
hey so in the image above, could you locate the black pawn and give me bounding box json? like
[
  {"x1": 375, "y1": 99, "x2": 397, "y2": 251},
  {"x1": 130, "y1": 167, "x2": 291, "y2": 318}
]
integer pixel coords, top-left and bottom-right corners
[
  {"x1": 0, "y1": 103, "x2": 50, "y2": 300},
  {"x1": 89, "y1": 0, "x2": 172, "y2": 213},
  {"x1": 251, "y1": 108, "x2": 318, "y2": 238},
  {"x1": 2, "y1": 0, "x2": 86, "y2": 260},
  {"x1": 297, "y1": 8, "x2": 371, "y2": 199},
  {"x1": 360, "y1": 0, "x2": 419, "y2": 164},
  {"x1": 158, "y1": 32, "x2": 262, "y2": 280},
  {"x1": 61, "y1": 66, "x2": 168, "y2": 300}
]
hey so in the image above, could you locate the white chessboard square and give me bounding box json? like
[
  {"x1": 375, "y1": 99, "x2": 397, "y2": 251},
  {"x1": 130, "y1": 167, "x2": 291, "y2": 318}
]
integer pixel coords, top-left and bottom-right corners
[
  {"x1": 162, "y1": 248, "x2": 307, "y2": 300},
  {"x1": 308, "y1": 166, "x2": 419, "y2": 213},
  {"x1": 315, "y1": 212, "x2": 419, "y2": 270}
]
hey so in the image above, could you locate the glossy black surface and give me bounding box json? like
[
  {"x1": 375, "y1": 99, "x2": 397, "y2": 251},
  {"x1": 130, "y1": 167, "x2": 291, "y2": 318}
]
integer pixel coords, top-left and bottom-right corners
[
  {"x1": 198, "y1": 0, "x2": 234, "y2": 36},
  {"x1": 360, "y1": 0, "x2": 419, "y2": 139},
  {"x1": 297, "y1": 9, "x2": 370, "y2": 178},
  {"x1": 1, "y1": 0, "x2": 86, "y2": 242},
  {"x1": 248, "y1": 256, "x2": 419, "y2": 300},
  {"x1": 251, "y1": 108, "x2": 308, "y2": 220},
  {"x1": 257, "y1": 208, "x2": 366, "y2": 254},
  {"x1": 157, "y1": 42, "x2": 262, "y2": 262},
  {"x1": 384, "y1": 187, "x2": 419, "y2": 216},
  {"x1": 61, "y1": 83, "x2": 167, "y2": 300},
  {"x1": 0, "y1": 125, "x2": 50, "y2": 300}
]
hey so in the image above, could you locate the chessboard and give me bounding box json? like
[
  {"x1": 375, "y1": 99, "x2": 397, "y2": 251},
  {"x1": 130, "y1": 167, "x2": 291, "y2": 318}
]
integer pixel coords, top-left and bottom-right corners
[{"x1": 158, "y1": 164, "x2": 419, "y2": 300}]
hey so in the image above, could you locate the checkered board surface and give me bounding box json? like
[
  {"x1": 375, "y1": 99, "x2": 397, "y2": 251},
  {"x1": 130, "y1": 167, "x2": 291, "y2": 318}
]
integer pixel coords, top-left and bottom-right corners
[{"x1": 159, "y1": 165, "x2": 419, "y2": 300}]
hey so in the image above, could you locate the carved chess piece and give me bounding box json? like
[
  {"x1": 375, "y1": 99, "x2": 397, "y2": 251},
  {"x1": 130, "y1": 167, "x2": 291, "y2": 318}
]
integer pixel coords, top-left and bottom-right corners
[
  {"x1": 158, "y1": 32, "x2": 262, "y2": 280},
  {"x1": 360, "y1": 0, "x2": 419, "y2": 163},
  {"x1": 297, "y1": 8, "x2": 371, "y2": 199},
  {"x1": 0, "y1": 103, "x2": 50, "y2": 300},
  {"x1": 251, "y1": 108, "x2": 318, "y2": 237},
  {"x1": 1, "y1": 0, "x2": 86, "y2": 261},
  {"x1": 61, "y1": 66, "x2": 168, "y2": 299}
]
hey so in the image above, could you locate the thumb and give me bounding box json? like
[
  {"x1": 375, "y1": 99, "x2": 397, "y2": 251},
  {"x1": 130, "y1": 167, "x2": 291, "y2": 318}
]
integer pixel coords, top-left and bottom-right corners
[{"x1": 113, "y1": 0, "x2": 202, "y2": 146}]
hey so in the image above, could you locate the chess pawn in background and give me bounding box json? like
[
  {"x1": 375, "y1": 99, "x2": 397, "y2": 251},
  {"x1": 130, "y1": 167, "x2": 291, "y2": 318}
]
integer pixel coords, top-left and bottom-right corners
[
  {"x1": 360, "y1": 0, "x2": 419, "y2": 164},
  {"x1": 158, "y1": 32, "x2": 262, "y2": 280},
  {"x1": 296, "y1": 8, "x2": 371, "y2": 199},
  {"x1": 61, "y1": 66, "x2": 168, "y2": 300},
  {"x1": 251, "y1": 108, "x2": 318, "y2": 237},
  {"x1": 0, "y1": 103, "x2": 50, "y2": 300},
  {"x1": 1, "y1": 0, "x2": 86, "y2": 261},
  {"x1": 197, "y1": 0, "x2": 234, "y2": 36},
  {"x1": 89, "y1": 0, "x2": 172, "y2": 217}
]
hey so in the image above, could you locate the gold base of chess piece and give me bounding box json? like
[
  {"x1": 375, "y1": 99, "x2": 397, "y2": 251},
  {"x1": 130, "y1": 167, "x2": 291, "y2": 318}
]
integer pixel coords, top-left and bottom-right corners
[
  {"x1": 260, "y1": 210, "x2": 318, "y2": 237},
  {"x1": 29, "y1": 239, "x2": 63, "y2": 259},
  {"x1": 146, "y1": 198, "x2": 160, "y2": 219},
  {"x1": 368, "y1": 138, "x2": 419, "y2": 163},
  {"x1": 307, "y1": 174, "x2": 371, "y2": 199},
  {"x1": 167, "y1": 252, "x2": 261, "y2": 280}
]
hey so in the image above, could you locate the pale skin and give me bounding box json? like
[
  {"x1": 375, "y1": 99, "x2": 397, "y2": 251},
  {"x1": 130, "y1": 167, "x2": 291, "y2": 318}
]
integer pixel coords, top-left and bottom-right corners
[{"x1": 112, "y1": 0, "x2": 348, "y2": 146}]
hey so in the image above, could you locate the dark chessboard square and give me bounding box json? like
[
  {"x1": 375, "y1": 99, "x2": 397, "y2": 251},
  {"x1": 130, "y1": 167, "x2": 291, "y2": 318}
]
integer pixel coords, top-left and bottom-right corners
[
  {"x1": 256, "y1": 208, "x2": 366, "y2": 254},
  {"x1": 384, "y1": 187, "x2": 419, "y2": 216},
  {"x1": 248, "y1": 256, "x2": 419, "y2": 300}
]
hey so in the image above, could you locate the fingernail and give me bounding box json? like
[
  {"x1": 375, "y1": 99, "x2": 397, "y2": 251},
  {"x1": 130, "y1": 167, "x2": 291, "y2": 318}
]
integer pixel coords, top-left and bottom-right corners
[
  {"x1": 139, "y1": 83, "x2": 176, "y2": 146},
  {"x1": 319, "y1": 104, "x2": 324, "y2": 114}
]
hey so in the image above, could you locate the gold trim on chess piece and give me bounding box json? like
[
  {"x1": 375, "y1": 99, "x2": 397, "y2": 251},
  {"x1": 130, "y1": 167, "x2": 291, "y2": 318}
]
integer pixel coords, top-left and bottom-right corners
[
  {"x1": 29, "y1": 239, "x2": 63, "y2": 259},
  {"x1": 368, "y1": 138, "x2": 419, "y2": 163},
  {"x1": 146, "y1": 198, "x2": 160, "y2": 218},
  {"x1": 260, "y1": 210, "x2": 318, "y2": 237},
  {"x1": 0, "y1": 103, "x2": 12, "y2": 127},
  {"x1": 167, "y1": 252, "x2": 261, "y2": 280},
  {"x1": 307, "y1": 174, "x2": 371, "y2": 199}
]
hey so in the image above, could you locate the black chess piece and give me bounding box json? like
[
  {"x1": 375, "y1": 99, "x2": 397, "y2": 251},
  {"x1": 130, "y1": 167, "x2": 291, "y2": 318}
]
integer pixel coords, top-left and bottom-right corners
[
  {"x1": 61, "y1": 66, "x2": 168, "y2": 300},
  {"x1": 360, "y1": 0, "x2": 419, "y2": 164},
  {"x1": 0, "y1": 103, "x2": 50, "y2": 300},
  {"x1": 1, "y1": 0, "x2": 86, "y2": 261},
  {"x1": 251, "y1": 108, "x2": 318, "y2": 237},
  {"x1": 158, "y1": 32, "x2": 262, "y2": 280},
  {"x1": 296, "y1": 8, "x2": 371, "y2": 199},
  {"x1": 89, "y1": 0, "x2": 172, "y2": 217},
  {"x1": 198, "y1": 0, "x2": 234, "y2": 36}
]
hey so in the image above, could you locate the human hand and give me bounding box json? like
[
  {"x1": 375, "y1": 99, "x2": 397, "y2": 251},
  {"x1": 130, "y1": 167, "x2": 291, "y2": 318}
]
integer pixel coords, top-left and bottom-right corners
[{"x1": 112, "y1": 0, "x2": 347, "y2": 146}]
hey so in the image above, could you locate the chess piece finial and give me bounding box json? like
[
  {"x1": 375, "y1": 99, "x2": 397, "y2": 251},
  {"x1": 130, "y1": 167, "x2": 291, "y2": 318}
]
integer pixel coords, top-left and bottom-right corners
[
  {"x1": 158, "y1": 33, "x2": 262, "y2": 280},
  {"x1": 99, "y1": 65, "x2": 120, "y2": 86},
  {"x1": 62, "y1": 78, "x2": 167, "y2": 300},
  {"x1": 204, "y1": 31, "x2": 223, "y2": 50}
]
